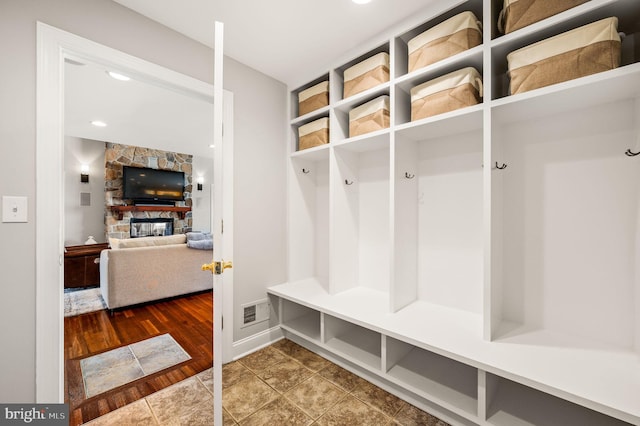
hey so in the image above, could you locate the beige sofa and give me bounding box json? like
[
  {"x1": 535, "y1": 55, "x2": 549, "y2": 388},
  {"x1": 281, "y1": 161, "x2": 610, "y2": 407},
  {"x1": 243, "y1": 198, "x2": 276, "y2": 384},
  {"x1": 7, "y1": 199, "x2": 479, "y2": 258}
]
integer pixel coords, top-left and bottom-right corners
[{"x1": 100, "y1": 235, "x2": 213, "y2": 309}]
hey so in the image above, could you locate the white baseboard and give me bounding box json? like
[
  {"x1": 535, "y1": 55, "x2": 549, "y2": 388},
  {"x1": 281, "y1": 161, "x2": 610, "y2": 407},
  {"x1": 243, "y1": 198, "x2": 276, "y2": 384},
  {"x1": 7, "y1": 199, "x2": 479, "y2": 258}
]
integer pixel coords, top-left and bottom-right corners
[{"x1": 232, "y1": 325, "x2": 284, "y2": 361}]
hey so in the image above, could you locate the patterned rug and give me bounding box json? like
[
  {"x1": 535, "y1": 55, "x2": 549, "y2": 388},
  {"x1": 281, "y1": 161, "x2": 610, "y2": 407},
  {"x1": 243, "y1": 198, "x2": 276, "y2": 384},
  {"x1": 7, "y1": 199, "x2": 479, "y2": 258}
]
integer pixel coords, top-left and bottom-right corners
[
  {"x1": 64, "y1": 287, "x2": 106, "y2": 317},
  {"x1": 80, "y1": 334, "x2": 191, "y2": 398}
]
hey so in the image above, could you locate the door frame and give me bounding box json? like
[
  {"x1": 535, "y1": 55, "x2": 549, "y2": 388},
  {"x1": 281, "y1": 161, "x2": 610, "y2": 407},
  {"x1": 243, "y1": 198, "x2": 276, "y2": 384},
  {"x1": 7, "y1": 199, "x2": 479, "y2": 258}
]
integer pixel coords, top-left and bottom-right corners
[{"x1": 36, "y1": 22, "x2": 234, "y2": 402}]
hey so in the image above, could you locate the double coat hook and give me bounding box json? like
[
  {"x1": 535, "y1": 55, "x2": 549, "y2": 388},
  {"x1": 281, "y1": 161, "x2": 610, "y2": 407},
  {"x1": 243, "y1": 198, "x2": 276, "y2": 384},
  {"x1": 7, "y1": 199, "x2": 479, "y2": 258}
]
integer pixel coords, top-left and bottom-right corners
[{"x1": 625, "y1": 149, "x2": 640, "y2": 157}]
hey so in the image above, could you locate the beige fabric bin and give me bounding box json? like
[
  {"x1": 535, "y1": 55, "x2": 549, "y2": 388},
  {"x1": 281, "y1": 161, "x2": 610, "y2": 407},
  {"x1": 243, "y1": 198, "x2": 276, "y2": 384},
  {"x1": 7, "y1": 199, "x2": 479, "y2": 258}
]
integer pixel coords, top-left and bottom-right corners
[
  {"x1": 507, "y1": 17, "x2": 621, "y2": 95},
  {"x1": 298, "y1": 117, "x2": 329, "y2": 151},
  {"x1": 298, "y1": 81, "x2": 329, "y2": 116},
  {"x1": 498, "y1": 0, "x2": 589, "y2": 34},
  {"x1": 411, "y1": 67, "x2": 483, "y2": 121},
  {"x1": 349, "y1": 95, "x2": 390, "y2": 138},
  {"x1": 408, "y1": 11, "x2": 482, "y2": 73},
  {"x1": 343, "y1": 52, "x2": 390, "y2": 99}
]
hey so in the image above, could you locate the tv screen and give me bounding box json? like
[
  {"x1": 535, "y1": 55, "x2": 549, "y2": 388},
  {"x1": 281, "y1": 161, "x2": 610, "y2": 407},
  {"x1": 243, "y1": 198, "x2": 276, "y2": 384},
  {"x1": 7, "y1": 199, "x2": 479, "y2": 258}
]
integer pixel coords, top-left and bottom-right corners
[{"x1": 122, "y1": 166, "x2": 185, "y2": 203}]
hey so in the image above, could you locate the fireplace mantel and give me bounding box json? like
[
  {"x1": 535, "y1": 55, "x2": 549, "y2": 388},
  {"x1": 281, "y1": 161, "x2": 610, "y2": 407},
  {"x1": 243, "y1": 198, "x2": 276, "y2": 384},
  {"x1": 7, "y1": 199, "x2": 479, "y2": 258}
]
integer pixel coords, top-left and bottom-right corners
[{"x1": 110, "y1": 205, "x2": 191, "y2": 220}]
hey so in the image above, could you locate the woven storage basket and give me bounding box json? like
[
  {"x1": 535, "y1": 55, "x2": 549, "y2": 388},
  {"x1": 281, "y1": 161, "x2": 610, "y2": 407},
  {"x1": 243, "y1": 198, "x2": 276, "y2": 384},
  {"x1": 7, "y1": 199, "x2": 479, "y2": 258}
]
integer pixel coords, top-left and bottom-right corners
[
  {"x1": 298, "y1": 117, "x2": 329, "y2": 151},
  {"x1": 298, "y1": 81, "x2": 329, "y2": 116},
  {"x1": 349, "y1": 95, "x2": 390, "y2": 138},
  {"x1": 408, "y1": 11, "x2": 482, "y2": 73},
  {"x1": 507, "y1": 17, "x2": 621, "y2": 95},
  {"x1": 498, "y1": 0, "x2": 589, "y2": 34},
  {"x1": 343, "y1": 52, "x2": 390, "y2": 99},
  {"x1": 411, "y1": 67, "x2": 483, "y2": 121}
]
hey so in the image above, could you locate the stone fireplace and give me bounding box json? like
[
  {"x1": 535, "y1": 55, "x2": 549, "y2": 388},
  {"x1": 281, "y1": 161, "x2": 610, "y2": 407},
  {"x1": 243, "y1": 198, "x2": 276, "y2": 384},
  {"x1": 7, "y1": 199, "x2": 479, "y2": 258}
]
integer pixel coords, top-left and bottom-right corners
[{"x1": 104, "y1": 142, "x2": 193, "y2": 240}]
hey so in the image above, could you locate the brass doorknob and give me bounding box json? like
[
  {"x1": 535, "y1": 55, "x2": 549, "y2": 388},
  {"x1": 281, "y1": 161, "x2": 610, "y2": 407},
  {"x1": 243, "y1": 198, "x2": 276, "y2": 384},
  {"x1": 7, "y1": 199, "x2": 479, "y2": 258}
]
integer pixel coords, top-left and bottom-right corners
[{"x1": 202, "y1": 260, "x2": 233, "y2": 275}]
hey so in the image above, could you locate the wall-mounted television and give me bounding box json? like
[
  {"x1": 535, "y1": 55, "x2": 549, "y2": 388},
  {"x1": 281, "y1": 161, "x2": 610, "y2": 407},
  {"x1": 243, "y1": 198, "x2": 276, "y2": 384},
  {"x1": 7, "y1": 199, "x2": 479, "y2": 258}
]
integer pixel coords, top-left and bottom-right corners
[{"x1": 122, "y1": 166, "x2": 185, "y2": 204}]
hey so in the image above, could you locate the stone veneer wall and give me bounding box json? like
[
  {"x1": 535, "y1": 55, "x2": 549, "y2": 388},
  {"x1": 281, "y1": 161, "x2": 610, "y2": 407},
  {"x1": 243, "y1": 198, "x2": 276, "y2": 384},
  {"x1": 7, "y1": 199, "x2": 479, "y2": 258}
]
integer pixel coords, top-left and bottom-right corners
[{"x1": 105, "y1": 143, "x2": 193, "y2": 239}]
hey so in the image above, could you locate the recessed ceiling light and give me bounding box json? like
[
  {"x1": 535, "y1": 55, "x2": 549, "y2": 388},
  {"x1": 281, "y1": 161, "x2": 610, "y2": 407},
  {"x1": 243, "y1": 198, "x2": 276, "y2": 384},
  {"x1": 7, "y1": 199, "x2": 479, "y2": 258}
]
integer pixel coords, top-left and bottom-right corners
[
  {"x1": 352, "y1": 0, "x2": 372, "y2": 4},
  {"x1": 91, "y1": 120, "x2": 107, "y2": 127},
  {"x1": 107, "y1": 71, "x2": 131, "y2": 81}
]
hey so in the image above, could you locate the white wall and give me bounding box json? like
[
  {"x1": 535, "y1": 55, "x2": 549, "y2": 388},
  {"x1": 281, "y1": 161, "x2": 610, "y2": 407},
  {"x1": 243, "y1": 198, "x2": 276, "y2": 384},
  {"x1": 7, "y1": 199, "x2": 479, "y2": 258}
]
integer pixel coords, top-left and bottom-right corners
[
  {"x1": 224, "y1": 57, "x2": 288, "y2": 342},
  {"x1": 191, "y1": 155, "x2": 213, "y2": 233},
  {"x1": 0, "y1": 0, "x2": 286, "y2": 402},
  {"x1": 64, "y1": 136, "x2": 106, "y2": 245}
]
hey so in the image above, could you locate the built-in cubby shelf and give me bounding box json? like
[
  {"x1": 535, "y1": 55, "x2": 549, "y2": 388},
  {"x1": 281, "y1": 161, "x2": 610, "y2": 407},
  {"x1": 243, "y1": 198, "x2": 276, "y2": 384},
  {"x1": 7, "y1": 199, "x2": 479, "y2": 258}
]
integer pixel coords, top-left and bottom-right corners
[
  {"x1": 484, "y1": 373, "x2": 632, "y2": 426},
  {"x1": 324, "y1": 314, "x2": 382, "y2": 371},
  {"x1": 276, "y1": 0, "x2": 640, "y2": 424},
  {"x1": 109, "y1": 205, "x2": 190, "y2": 220},
  {"x1": 281, "y1": 299, "x2": 321, "y2": 341},
  {"x1": 385, "y1": 337, "x2": 478, "y2": 418}
]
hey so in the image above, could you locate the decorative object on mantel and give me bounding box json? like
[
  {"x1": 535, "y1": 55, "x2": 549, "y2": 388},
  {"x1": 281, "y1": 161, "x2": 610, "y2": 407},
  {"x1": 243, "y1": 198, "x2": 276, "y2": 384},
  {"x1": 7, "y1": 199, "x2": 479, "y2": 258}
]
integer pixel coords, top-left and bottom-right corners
[{"x1": 85, "y1": 235, "x2": 97, "y2": 245}]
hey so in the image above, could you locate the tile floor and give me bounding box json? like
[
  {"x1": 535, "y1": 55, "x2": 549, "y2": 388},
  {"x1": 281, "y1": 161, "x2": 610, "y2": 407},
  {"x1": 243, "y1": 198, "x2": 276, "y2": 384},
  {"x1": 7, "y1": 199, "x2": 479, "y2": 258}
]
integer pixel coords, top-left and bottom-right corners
[
  {"x1": 81, "y1": 334, "x2": 190, "y2": 398},
  {"x1": 85, "y1": 338, "x2": 449, "y2": 425}
]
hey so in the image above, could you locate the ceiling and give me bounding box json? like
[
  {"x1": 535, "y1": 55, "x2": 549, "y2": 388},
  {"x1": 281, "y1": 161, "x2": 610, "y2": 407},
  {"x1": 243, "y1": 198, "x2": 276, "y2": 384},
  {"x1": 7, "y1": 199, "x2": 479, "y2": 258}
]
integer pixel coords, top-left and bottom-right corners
[
  {"x1": 65, "y1": 0, "x2": 442, "y2": 155},
  {"x1": 112, "y1": 0, "x2": 440, "y2": 87},
  {"x1": 65, "y1": 59, "x2": 214, "y2": 158}
]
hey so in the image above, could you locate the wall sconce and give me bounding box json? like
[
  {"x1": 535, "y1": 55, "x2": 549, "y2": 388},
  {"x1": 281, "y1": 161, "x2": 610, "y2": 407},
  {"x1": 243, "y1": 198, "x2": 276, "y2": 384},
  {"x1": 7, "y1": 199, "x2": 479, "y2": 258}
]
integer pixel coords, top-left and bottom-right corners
[
  {"x1": 196, "y1": 176, "x2": 204, "y2": 191},
  {"x1": 80, "y1": 164, "x2": 89, "y2": 183}
]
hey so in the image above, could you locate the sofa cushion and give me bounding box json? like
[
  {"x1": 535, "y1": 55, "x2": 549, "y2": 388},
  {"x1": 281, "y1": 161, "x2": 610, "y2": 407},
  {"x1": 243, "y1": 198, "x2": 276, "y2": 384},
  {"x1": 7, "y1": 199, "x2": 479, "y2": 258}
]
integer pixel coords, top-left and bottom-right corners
[{"x1": 109, "y1": 234, "x2": 187, "y2": 249}]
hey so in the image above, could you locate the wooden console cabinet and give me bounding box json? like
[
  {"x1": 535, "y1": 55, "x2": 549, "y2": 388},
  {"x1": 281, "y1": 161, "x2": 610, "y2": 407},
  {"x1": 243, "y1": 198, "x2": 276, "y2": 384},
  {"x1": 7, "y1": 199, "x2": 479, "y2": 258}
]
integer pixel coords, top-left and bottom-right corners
[{"x1": 64, "y1": 243, "x2": 109, "y2": 289}]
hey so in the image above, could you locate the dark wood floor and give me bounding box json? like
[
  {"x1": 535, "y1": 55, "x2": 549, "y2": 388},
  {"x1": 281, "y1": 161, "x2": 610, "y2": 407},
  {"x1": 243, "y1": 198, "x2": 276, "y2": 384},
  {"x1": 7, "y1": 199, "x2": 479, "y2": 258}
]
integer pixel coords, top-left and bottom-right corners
[{"x1": 64, "y1": 291, "x2": 213, "y2": 425}]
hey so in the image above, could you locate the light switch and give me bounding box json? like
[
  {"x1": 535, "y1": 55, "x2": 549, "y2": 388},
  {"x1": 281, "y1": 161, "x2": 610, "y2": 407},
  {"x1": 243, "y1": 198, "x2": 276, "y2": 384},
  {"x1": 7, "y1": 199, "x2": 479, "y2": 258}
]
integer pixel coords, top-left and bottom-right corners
[{"x1": 2, "y1": 196, "x2": 28, "y2": 223}]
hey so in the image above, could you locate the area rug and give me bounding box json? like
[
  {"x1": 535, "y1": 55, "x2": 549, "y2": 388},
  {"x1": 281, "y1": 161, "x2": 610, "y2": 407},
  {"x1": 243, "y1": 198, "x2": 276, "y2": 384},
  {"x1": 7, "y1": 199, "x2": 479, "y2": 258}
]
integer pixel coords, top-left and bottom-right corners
[
  {"x1": 80, "y1": 333, "x2": 191, "y2": 398},
  {"x1": 64, "y1": 287, "x2": 107, "y2": 317}
]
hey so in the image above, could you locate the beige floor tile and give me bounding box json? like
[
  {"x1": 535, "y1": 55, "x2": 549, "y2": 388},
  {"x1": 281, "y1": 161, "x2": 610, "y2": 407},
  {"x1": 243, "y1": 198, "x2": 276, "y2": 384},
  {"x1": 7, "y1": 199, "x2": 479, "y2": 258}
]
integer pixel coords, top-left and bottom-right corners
[
  {"x1": 270, "y1": 338, "x2": 304, "y2": 356},
  {"x1": 146, "y1": 376, "x2": 213, "y2": 424},
  {"x1": 197, "y1": 367, "x2": 213, "y2": 393},
  {"x1": 315, "y1": 395, "x2": 390, "y2": 426},
  {"x1": 258, "y1": 358, "x2": 314, "y2": 393},
  {"x1": 284, "y1": 375, "x2": 346, "y2": 419},
  {"x1": 393, "y1": 403, "x2": 450, "y2": 426},
  {"x1": 288, "y1": 345, "x2": 331, "y2": 372},
  {"x1": 223, "y1": 409, "x2": 238, "y2": 426},
  {"x1": 83, "y1": 399, "x2": 158, "y2": 425},
  {"x1": 223, "y1": 374, "x2": 279, "y2": 422},
  {"x1": 238, "y1": 346, "x2": 289, "y2": 374},
  {"x1": 351, "y1": 380, "x2": 407, "y2": 417},
  {"x1": 317, "y1": 363, "x2": 367, "y2": 393},
  {"x1": 238, "y1": 396, "x2": 313, "y2": 426},
  {"x1": 223, "y1": 361, "x2": 253, "y2": 389}
]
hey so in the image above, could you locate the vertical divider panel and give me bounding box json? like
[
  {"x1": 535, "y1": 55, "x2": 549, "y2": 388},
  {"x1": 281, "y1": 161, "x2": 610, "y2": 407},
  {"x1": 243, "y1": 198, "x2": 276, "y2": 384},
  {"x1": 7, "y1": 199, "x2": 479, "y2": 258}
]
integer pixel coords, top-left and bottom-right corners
[
  {"x1": 329, "y1": 68, "x2": 342, "y2": 105},
  {"x1": 392, "y1": 136, "x2": 419, "y2": 312},
  {"x1": 634, "y1": 97, "x2": 640, "y2": 356},
  {"x1": 482, "y1": 0, "x2": 494, "y2": 341},
  {"x1": 384, "y1": 336, "x2": 414, "y2": 373},
  {"x1": 330, "y1": 147, "x2": 360, "y2": 294},
  {"x1": 320, "y1": 311, "x2": 326, "y2": 344},
  {"x1": 488, "y1": 123, "x2": 505, "y2": 341}
]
